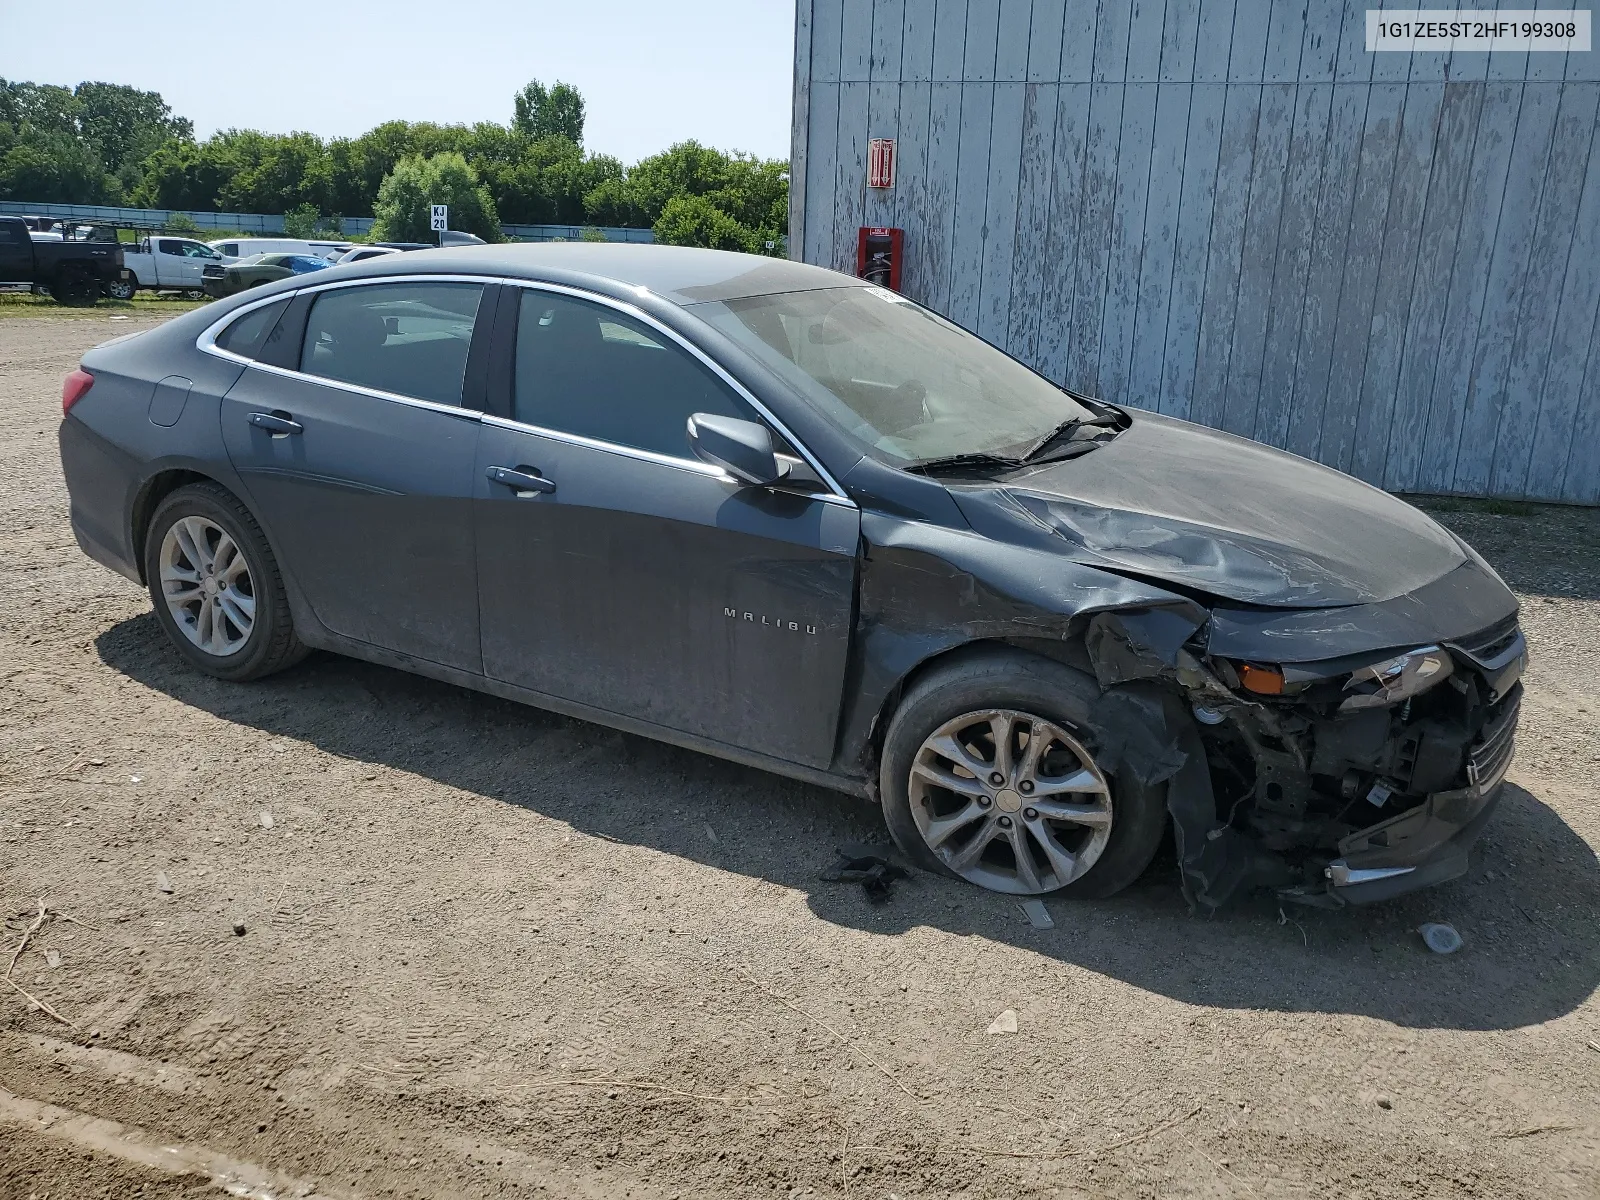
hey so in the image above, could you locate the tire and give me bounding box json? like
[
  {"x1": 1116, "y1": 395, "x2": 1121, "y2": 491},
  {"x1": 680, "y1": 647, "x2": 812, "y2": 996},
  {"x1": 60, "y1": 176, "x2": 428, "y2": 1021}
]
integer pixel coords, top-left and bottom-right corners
[
  {"x1": 103, "y1": 276, "x2": 136, "y2": 301},
  {"x1": 52, "y1": 272, "x2": 99, "y2": 307},
  {"x1": 879, "y1": 647, "x2": 1168, "y2": 900},
  {"x1": 142, "y1": 483, "x2": 308, "y2": 682}
]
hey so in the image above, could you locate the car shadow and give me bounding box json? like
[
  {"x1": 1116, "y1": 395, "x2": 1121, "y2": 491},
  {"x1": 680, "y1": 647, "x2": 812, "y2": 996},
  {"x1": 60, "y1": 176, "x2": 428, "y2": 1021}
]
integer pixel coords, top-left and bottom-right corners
[{"x1": 97, "y1": 613, "x2": 1600, "y2": 1033}]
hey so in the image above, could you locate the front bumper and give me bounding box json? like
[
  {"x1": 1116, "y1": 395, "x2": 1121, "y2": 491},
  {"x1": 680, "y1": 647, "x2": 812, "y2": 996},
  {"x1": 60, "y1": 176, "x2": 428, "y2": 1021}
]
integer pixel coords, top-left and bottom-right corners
[{"x1": 1290, "y1": 684, "x2": 1520, "y2": 906}]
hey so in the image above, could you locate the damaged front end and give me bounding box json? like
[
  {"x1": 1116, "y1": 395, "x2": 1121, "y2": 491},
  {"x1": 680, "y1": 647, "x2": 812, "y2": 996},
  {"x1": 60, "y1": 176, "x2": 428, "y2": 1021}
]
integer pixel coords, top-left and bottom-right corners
[{"x1": 1086, "y1": 604, "x2": 1526, "y2": 910}]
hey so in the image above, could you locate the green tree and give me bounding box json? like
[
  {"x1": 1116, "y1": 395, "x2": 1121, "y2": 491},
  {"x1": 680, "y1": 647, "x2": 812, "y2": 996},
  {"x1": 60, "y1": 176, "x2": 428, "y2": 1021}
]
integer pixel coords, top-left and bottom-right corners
[
  {"x1": 73, "y1": 82, "x2": 191, "y2": 176},
  {"x1": 0, "y1": 78, "x2": 117, "y2": 203},
  {"x1": 653, "y1": 193, "x2": 759, "y2": 252},
  {"x1": 217, "y1": 131, "x2": 334, "y2": 214},
  {"x1": 283, "y1": 202, "x2": 321, "y2": 238},
  {"x1": 370, "y1": 152, "x2": 501, "y2": 243},
  {"x1": 130, "y1": 138, "x2": 230, "y2": 209},
  {"x1": 512, "y1": 80, "x2": 585, "y2": 144}
]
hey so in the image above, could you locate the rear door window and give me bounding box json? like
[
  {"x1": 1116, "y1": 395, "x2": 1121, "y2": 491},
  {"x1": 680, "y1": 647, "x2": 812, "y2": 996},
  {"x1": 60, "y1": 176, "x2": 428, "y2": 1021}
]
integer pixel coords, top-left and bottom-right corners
[
  {"x1": 300, "y1": 281, "x2": 483, "y2": 406},
  {"x1": 215, "y1": 298, "x2": 290, "y2": 360},
  {"x1": 512, "y1": 290, "x2": 751, "y2": 458}
]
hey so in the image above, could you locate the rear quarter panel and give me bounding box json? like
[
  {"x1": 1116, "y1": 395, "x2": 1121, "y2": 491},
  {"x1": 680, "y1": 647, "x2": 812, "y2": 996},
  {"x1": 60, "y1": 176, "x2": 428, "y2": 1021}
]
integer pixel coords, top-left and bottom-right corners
[{"x1": 64, "y1": 319, "x2": 252, "y2": 576}]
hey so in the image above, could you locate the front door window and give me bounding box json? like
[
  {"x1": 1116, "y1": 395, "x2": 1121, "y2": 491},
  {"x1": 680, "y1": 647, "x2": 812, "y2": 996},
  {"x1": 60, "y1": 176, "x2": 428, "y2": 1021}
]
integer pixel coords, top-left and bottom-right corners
[{"x1": 513, "y1": 290, "x2": 751, "y2": 458}]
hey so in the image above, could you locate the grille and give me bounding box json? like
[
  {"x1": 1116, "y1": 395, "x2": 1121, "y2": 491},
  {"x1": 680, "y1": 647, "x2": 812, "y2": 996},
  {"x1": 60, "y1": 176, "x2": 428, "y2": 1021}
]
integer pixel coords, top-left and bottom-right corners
[{"x1": 1466, "y1": 686, "x2": 1520, "y2": 790}]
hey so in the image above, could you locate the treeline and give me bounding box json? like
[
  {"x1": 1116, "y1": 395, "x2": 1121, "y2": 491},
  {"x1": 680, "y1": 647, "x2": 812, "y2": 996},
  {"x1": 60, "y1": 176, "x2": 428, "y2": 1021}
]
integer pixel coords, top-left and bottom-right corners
[{"x1": 0, "y1": 79, "x2": 788, "y2": 253}]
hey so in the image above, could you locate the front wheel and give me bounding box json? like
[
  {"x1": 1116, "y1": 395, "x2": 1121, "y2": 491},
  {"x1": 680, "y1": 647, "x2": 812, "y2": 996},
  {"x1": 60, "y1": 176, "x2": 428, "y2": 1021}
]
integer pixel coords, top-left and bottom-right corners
[
  {"x1": 143, "y1": 483, "x2": 307, "y2": 681},
  {"x1": 879, "y1": 648, "x2": 1168, "y2": 898}
]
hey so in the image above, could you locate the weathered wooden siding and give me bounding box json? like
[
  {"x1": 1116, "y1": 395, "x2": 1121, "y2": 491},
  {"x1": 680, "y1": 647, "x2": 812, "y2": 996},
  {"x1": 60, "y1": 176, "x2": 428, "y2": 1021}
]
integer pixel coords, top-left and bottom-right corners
[{"x1": 791, "y1": 0, "x2": 1600, "y2": 503}]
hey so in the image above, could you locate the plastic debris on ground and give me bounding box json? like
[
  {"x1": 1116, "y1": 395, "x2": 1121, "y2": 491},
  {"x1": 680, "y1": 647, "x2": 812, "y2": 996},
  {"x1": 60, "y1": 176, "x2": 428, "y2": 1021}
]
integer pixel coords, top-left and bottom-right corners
[
  {"x1": 1418, "y1": 922, "x2": 1463, "y2": 954},
  {"x1": 820, "y1": 844, "x2": 908, "y2": 903},
  {"x1": 1018, "y1": 898, "x2": 1054, "y2": 929},
  {"x1": 155, "y1": 871, "x2": 173, "y2": 894},
  {"x1": 987, "y1": 1009, "x2": 1019, "y2": 1035}
]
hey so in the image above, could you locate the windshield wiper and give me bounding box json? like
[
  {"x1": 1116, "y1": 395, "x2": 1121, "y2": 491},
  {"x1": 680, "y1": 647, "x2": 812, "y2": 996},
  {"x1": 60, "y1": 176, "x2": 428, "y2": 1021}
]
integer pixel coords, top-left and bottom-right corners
[
  {"x1": 1017, "y1": 414, "x2": 1121, "y2": 463},
  {"x1": 905, "y1": 451, "x2": 1024, "y2": 476}
]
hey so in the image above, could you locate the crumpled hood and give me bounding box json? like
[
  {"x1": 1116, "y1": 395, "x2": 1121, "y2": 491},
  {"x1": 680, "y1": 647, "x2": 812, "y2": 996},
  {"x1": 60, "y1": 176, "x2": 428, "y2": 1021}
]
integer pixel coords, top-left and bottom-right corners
[{"x1": 958, "y1": 410, "x2": 1466, "y2": 608}]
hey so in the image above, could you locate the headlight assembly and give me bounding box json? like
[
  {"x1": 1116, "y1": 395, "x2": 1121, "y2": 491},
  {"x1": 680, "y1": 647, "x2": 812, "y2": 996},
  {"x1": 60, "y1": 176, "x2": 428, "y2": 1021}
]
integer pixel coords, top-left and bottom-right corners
[{"x1": 1339, "y1": 646, "x2": 1453, "y2": 712}]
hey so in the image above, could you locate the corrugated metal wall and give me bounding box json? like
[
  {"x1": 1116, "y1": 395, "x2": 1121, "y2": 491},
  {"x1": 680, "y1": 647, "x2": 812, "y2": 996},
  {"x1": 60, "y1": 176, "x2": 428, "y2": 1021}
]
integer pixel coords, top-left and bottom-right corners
[{"x1": 790, "y1": 1, "x2": 1600, "y2": 503}]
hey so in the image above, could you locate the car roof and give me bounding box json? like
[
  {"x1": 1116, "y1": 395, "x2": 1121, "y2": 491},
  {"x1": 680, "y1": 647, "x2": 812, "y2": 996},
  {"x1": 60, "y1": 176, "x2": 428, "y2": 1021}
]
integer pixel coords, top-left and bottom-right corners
[{"x1": 326, "y1": 243, "x2": 867, "y2": 305}]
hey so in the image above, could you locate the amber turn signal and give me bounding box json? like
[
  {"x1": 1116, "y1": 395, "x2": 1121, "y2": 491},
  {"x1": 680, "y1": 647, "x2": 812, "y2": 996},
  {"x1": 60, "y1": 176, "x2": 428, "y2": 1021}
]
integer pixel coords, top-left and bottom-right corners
[{"x1": 1239, "y1": 663, "x2": 1285, "y2": 695}]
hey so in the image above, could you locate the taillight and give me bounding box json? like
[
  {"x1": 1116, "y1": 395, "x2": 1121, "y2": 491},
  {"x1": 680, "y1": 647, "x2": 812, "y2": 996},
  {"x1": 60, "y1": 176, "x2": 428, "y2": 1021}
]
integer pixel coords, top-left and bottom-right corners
[{"x1": 62, "y1": 368, "x2": 94, "y2": 415}]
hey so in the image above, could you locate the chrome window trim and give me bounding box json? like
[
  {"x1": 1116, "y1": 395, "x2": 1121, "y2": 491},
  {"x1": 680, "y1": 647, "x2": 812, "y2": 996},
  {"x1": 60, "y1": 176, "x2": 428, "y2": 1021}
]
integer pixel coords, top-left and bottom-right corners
[
  {"x1": 479, "y1": 412, "x2": 851, "y2": 507},
  {"x1": 227, "y1": 357, "x2": 486, "y2": 422},
  {"x1": 481, "y1": 413, "x2": 728, "y2": 480},
  {"x1": 196, "y1": 275, "x2": 490, "y2": 420},
  {"x1": 502, "y1": 278, "x2": 853, "y2": 505},
  {"x1": 195, "y1": 272, "x2": 854, "y2": 505}
]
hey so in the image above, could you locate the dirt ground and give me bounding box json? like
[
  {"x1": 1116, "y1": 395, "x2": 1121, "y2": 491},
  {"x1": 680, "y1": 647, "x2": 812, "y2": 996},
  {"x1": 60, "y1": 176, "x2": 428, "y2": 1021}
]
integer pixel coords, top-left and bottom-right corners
[{"x1": 2, "y1": 312, "x2": 1597, "y2": 1199}]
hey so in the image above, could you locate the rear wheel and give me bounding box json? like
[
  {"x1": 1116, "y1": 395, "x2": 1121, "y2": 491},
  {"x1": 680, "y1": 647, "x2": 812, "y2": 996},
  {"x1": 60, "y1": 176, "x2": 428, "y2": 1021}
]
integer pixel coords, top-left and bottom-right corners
[
  {"x1": 879, "y1": 648, "x2": 1168, "y2": 899},
  {"x1": 143, "y1": 483, "x2": 307, "y2": 681},
  {"x1": 103, "y1": 276, "x2": 136, "y2": 301},
  {"x1": 52, "y1": 272, "x2": 99, "y2": 307}
]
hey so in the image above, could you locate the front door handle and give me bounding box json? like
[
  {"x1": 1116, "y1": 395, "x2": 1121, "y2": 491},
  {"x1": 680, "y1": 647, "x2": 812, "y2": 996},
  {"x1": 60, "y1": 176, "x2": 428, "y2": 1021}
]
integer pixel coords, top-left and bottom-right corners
[
  {"x1": 248, "y1": 411, "x2": 302, "y2": 437},
  {"x1": 486, "y1": 464, "x2": 556, "y2": 495}
]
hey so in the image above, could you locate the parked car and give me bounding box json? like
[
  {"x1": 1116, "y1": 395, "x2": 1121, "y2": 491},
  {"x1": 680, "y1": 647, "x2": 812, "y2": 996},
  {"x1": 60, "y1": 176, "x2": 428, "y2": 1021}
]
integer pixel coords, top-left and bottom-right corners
[
  {"x1": 208, "y1": 238, "x2": 351, "y2": 262},
  {"x1": 204, "y1": 253, "x2": 330, "y2": 298},
  {"x1": 0, "y1": 214, "x2": 127, "y2": 304},
  {"x1": 56, "y1": 245, "x2": 1524, "y2": 909},
  {"x1": 109, "y1": 235, "x2": 228, "y2": 299},
  {"x1": 336, "y1": 245, "x2": 402, "y2": 264}
]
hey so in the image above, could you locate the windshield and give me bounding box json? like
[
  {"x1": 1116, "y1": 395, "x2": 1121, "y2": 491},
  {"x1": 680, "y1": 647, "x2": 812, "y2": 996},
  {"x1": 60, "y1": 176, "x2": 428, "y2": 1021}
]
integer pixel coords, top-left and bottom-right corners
[{"x1": 691, "y1": 286, "x2": 1092, "y2": 464}]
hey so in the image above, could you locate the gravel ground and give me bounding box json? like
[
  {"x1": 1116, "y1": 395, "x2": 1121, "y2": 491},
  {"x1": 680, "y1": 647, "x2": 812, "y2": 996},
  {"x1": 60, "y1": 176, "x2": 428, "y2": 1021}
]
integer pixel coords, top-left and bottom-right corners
[{"x1": 2, "y1": 314, "x2": 1597, "y2": 1199}]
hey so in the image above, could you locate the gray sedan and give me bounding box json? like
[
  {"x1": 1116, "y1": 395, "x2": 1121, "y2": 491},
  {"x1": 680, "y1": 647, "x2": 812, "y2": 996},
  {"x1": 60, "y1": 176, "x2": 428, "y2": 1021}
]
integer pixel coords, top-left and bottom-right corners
[{"x1": 57, "y1": 245, "x2": 1524, "y2": 908}]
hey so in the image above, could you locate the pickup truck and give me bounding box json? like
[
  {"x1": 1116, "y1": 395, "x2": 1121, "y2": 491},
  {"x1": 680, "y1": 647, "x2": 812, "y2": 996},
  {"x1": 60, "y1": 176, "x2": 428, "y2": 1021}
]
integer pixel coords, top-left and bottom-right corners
[
  {"x1": 0, "y1": 215, "x2": 127, "y2": 305},
  {"x1": 108, "y1": 235, "x2": 227, "y2": 299}
]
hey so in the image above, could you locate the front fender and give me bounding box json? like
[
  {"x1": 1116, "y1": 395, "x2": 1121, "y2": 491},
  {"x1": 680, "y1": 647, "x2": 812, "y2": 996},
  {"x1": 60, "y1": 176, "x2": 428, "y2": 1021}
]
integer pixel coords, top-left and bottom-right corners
[{"x1": 831, "y1": 512, "x2": 1209, "y2": 776}]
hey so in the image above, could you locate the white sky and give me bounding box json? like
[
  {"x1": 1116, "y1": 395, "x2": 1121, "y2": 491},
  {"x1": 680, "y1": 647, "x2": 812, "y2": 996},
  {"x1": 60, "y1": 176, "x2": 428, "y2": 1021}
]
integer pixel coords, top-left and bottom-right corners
[{"x1": 0, "y1": 0, "x2": 798, "y2": 163}]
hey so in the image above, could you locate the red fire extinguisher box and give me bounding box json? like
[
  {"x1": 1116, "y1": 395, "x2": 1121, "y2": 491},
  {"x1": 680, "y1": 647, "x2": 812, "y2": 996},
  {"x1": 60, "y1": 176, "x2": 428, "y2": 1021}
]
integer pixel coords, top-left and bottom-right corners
[{"x1": 857, "y1": 227, "x2": 903, "y2": 292}]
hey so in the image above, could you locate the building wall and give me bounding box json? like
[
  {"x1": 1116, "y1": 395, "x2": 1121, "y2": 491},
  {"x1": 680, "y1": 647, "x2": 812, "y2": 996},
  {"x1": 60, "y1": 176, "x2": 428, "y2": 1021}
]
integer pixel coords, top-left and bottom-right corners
[{"x1": 790, "y1": 0, "x2": 1600, "y2": 503}]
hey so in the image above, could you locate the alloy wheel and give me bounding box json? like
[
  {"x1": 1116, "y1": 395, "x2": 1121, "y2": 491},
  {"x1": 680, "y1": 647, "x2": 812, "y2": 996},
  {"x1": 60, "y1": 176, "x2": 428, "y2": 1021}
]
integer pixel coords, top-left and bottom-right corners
[
  {"x1": 908, "y1": 708, "x2": 1113, "y2": 894},
  {"x1": 159, "y1": 516, "x2": 256, "y2": 656}
]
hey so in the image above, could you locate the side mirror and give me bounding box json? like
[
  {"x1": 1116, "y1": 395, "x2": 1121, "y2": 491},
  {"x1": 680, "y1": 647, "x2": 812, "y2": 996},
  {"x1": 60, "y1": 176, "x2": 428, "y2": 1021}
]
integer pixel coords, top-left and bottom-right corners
[{"x1": 687, "y1": 413, "x2": 790, "y2": 486}]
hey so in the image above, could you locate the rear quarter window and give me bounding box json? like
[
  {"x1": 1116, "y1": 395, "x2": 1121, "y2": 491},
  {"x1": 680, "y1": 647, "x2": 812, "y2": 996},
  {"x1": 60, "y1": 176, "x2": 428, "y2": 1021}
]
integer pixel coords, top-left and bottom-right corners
[{"x1": 214, "y1": 298, "x2": 291, "y2": 360}]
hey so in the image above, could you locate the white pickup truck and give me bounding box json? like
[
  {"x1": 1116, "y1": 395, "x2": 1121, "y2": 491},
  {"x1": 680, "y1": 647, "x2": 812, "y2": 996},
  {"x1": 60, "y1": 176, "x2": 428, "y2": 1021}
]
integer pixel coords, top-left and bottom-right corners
[{"x1": 106, "y1": 236, "x2": 227, "y2": 299}]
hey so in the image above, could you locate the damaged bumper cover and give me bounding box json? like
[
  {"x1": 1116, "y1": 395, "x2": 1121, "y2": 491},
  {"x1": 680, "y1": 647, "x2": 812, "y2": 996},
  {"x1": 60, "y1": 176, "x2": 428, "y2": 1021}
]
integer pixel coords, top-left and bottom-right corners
[
  {"x1": 1306, "y1": 682, "x2": 1519, "y2": 905},
  {"x1": 1081, "y1": 595, "x2": 1524, "y2": 911}
]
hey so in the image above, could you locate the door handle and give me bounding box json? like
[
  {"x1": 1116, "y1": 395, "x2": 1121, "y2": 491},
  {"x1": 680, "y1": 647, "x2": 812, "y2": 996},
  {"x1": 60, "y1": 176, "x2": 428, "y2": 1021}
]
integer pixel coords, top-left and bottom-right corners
[
  {"x1": 248, "y1": 412, "x2": 302, "y2": 437},
  {"x1": 486, "y1": 465, "x2": 556, "y2": 495}
]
